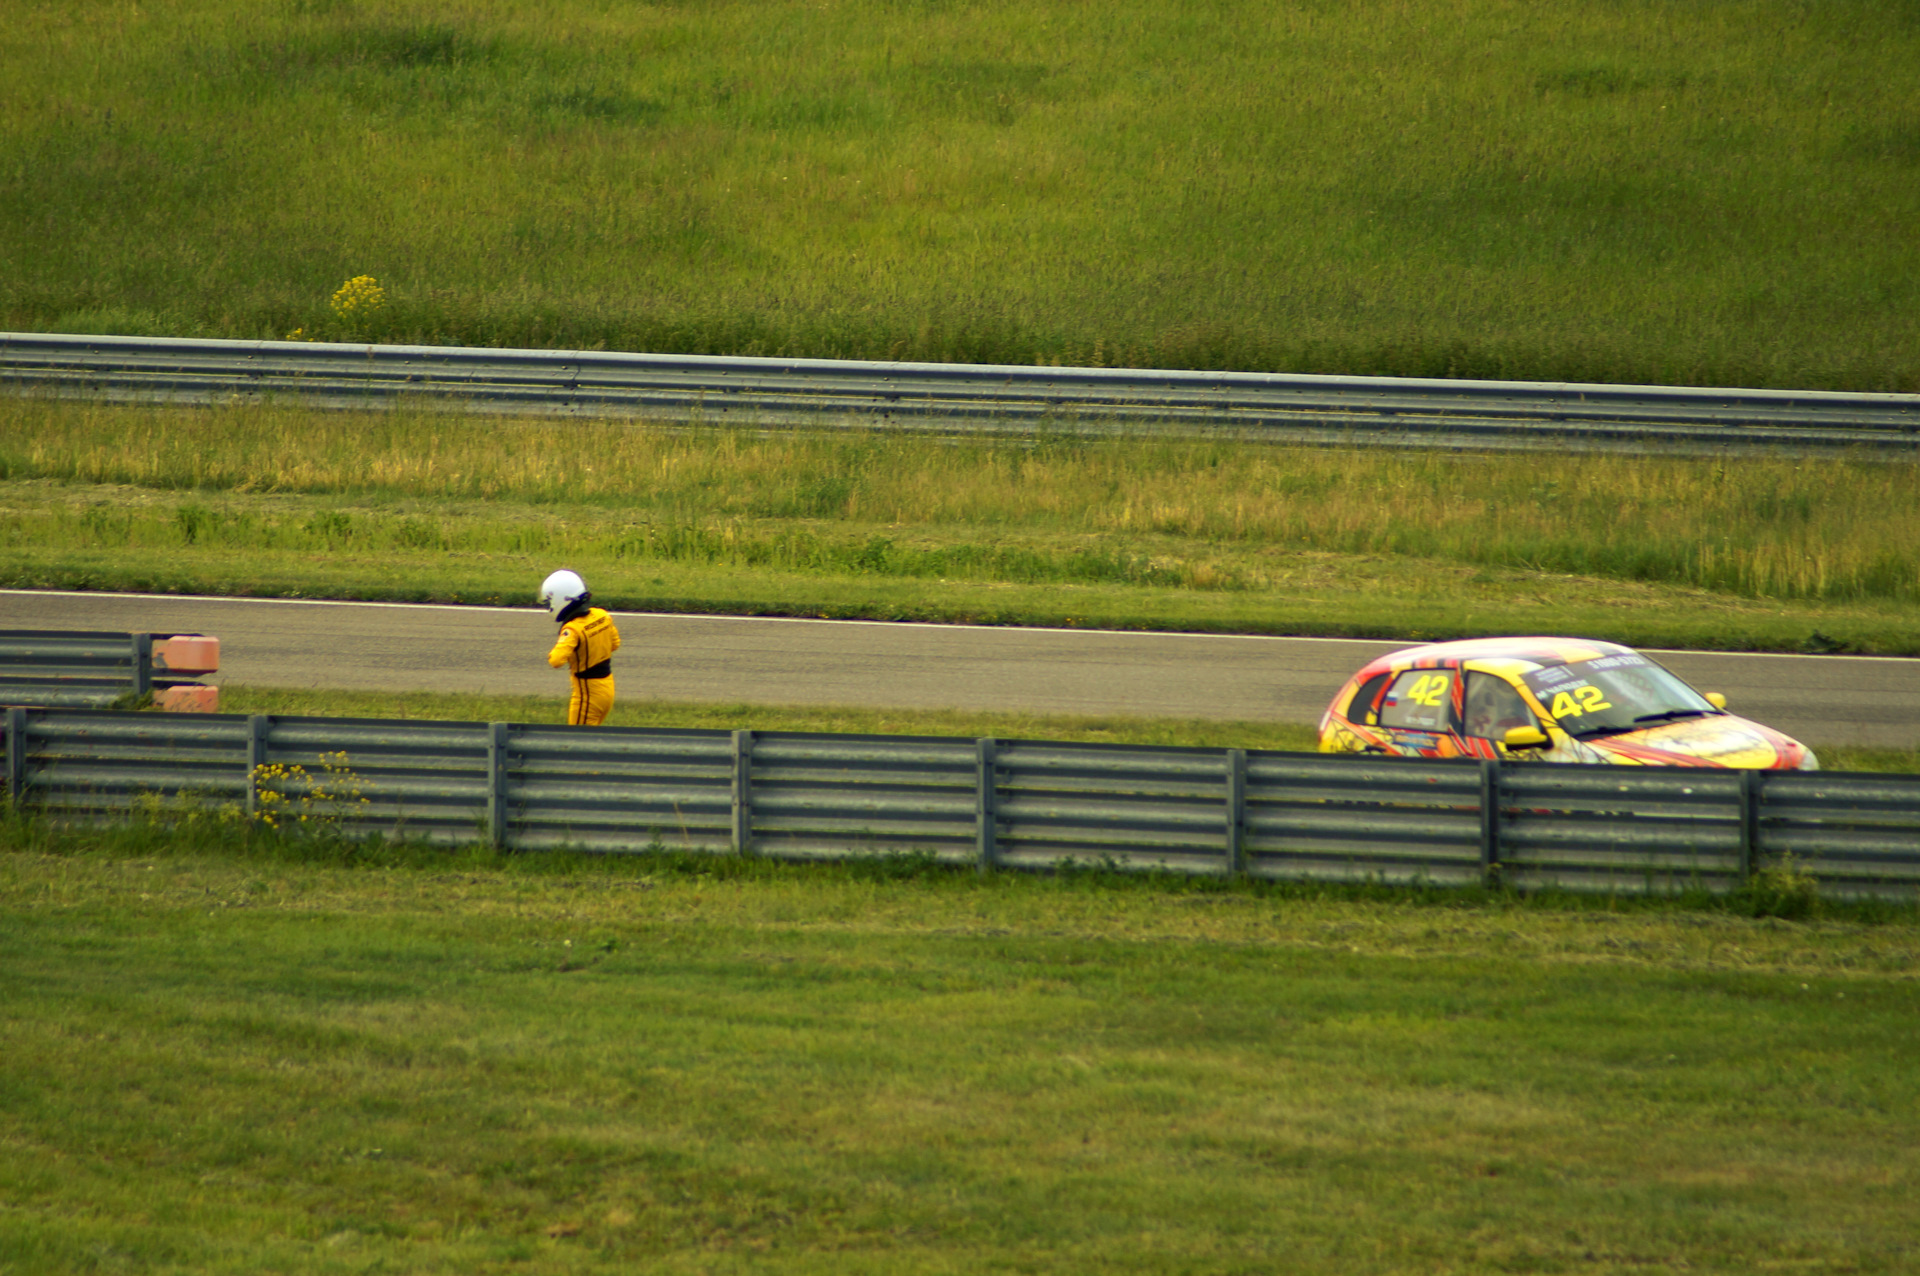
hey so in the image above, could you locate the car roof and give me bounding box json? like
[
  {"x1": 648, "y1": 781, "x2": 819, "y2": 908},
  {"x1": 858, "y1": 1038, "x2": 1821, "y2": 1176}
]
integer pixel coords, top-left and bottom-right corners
[{"x1": 1355, "y1": 636, "x2": 1637, "y2": 679}]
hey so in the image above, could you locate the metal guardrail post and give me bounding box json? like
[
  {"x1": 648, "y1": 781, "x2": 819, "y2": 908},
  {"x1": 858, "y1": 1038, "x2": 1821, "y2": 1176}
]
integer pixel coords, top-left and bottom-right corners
[
  {"x1": 976, "y1": 737, "x2": 998, "y2": 875},
  {"x1": 1479, "y1": 758, "x2": 1501, "y2": 883},
  {"x1": 732, "y1": 729, "x2": 754, "y2": 855},
  {"x1": 1227, "y1": 748, "x2": 1247, "y2": 879},
  {"x1": 245, "y1": 714, "x2": 270, "y2": 817},
  {"x1": 131, "y1": 633, "x2": 152, "y2": 701},
  {"x1": 1739, "y1": 768, "x2": 1763, "y2": 880},
  {"x1": 487, "y1": 722, "x2": 510, "y2": 850},
  {"x1": 4, "y1": 706, "x2": 24, "y2": 806}
]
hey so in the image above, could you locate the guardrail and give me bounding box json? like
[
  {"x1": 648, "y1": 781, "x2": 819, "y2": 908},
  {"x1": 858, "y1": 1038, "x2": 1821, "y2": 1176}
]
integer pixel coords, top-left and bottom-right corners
[
  {"x1": 6, "y1": 332, "x2": 1918, "y2": 455},
  {"x1": 4, "y1": 708, "x2": 1916, "y2": 900},
  {"x1": 0, "y1": 631, "x2": 220, "y2": 712}
]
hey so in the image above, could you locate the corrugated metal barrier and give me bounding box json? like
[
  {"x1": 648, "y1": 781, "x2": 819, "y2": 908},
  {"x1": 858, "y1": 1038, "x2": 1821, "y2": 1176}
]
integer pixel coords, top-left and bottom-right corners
[
  {"x1": 0, "y1": 629, "x2": 221, "y2": 711},
  {"x1": 6, "y1": 708, "x2": 1917, "y2": 900},
  {"x1": 6, "y1": 332, "x2": 1919, "y2": 456}
]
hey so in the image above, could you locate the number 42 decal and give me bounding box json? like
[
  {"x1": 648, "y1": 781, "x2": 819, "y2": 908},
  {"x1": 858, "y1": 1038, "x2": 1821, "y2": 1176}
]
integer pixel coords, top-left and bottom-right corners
[
  {"x1": 1405, "y1": 674, "x2": 1449, "y2": 707},
  {"x1": 1550, "y1": 685, "x2": 1613, "y2": 718}
]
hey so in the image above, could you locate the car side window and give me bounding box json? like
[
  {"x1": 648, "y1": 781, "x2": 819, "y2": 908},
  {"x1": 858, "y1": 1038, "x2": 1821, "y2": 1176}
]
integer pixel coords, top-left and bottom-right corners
[
  {"x1": 1345, "y1": 673, "x2": 1391, "y2": 725},
  {"x1": 1378, "y1": 669, "x2": 1455, "y2": 731},
  {"x1": 1464, "y1": 671, "x2": 1537, "y2": 740}
]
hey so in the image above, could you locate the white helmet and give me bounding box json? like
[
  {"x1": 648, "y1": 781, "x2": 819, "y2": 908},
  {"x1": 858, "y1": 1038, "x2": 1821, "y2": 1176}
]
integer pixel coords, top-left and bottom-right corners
[{"x1": 538, "y1": 569, "x2": 588, "y2": 619}]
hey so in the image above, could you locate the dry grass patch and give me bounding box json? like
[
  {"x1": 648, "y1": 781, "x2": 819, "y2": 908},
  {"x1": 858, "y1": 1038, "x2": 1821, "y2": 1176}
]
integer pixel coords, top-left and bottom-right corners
[{"x1": 6, "y1": 399, "x2": 1920, "y2": 652}]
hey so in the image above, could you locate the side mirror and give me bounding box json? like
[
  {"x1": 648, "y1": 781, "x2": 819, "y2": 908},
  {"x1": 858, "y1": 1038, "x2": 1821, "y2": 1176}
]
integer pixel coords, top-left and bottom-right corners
[
  {"x1": 1503, "y1": 726, "x2": 1549, "y2": 750},
  {"x1": 1705, "y1": 692, "x2": 1727, "y2": 710}
]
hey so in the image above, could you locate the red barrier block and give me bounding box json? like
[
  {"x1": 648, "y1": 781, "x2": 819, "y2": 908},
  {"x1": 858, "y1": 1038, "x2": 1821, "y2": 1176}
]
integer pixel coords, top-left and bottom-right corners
[
  {"x1": 156, "y1": 685, "x2": 220, "y2": 713},
  {"x1": 152, "y1": 635, "x2": 219, "y2": 675}
]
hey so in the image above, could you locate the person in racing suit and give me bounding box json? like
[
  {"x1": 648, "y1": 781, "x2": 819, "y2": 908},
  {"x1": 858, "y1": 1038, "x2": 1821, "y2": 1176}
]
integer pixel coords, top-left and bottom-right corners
[{"x1": 539, "y1": 570, "x2": 621, "y2": 726}]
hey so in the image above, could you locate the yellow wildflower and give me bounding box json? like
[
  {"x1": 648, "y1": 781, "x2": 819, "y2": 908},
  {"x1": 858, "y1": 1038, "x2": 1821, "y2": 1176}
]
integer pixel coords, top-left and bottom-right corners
[{"x1": 330, "y1": 275, "x2": 387, "y2": 324}]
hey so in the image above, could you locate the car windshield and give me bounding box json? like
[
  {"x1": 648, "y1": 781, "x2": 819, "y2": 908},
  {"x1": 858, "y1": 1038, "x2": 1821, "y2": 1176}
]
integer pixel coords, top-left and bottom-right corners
[{"x1": 1519, "y1": 653, "x2": 1717, "y2": 738}]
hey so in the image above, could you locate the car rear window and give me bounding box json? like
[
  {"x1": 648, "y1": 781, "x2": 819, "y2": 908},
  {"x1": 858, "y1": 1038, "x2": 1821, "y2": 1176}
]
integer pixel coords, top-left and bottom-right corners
[
  {"x1": 1379, "y1": 669, "x2": 1455, "y2": 731},
  {"x1": 1344, "y1": 673, "x2": 1391, "y2": 724}
]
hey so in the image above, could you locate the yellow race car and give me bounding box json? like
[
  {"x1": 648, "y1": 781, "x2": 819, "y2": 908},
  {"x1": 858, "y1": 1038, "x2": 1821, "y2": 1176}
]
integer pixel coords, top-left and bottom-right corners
[{"x1": 1319, "y1": 637, "x2": 1817, "y2": 769}]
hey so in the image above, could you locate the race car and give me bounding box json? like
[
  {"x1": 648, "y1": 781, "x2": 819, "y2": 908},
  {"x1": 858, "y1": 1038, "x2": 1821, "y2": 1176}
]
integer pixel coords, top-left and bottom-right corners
[{"x1": 1318, "y1": 637, "x2": 1818, "y2": 769}]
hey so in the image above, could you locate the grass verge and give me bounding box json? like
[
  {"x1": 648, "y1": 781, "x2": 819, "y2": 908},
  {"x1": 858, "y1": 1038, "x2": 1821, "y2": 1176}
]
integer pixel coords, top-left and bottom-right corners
[
  {"x1": 217, "y1": 684, "x2": 1326, "y2": 752},
  {"x1": 6, "y1": 399, "x2": 1920, "y2": 654},
  {"x1": 213, "y1": 683, "x2": 1920, "y2": 774},
  {"x1": 2, "y1": 817, "x2": 1916, "y2": 1274}
]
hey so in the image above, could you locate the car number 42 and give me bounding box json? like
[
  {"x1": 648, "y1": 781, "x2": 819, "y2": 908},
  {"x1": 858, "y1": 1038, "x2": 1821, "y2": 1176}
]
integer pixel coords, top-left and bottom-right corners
[{"x1": 1550, "y1": 685, "x2": 1612, "y2": 718}]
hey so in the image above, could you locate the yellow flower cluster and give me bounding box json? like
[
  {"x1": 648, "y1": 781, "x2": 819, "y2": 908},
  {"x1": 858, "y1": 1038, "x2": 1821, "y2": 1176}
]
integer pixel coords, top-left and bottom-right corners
[
  {"x1": 251, "y1": 752, "x2": 369, "y2": 828},
  {"x1": 330, "y1": 275, "x2": 387, "y2": 323}
]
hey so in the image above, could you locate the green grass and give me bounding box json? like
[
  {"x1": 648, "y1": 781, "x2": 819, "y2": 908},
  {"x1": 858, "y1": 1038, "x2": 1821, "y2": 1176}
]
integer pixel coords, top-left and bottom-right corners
[
  {"x1": 7, "y1": 398, "x2": 1920, "y2": 653},
  {"x1": 217, "y1": 684, "x2": 1330, "y2": 752},
  {"x1": 3, "y1": 0, "x2": 1917, "y2": 389},
  {"x1": 3, "y1": 824, "x2": 1916, "y2": 1273},
  {"x1": 215, "y1": 684, "x2": 1920, "y2": 774}
]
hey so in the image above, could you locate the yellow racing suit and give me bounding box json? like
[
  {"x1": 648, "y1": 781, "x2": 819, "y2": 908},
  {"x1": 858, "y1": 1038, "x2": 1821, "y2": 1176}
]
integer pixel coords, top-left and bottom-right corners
[{"x1": 548, "y1": 607, "x2": 621, "y2": 726}]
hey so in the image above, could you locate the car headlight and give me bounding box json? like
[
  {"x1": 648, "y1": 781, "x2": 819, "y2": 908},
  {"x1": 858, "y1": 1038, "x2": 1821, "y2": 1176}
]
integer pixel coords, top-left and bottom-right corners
[{"x1": 1797, "y1": 749, "x2": 1821, "y2": 771}]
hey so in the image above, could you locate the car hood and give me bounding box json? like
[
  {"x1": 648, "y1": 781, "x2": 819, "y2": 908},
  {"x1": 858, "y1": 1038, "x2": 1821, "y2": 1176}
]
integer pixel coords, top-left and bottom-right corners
[{"x1": 1580, "y1": 714, "x2": 1799, "y2": 767}]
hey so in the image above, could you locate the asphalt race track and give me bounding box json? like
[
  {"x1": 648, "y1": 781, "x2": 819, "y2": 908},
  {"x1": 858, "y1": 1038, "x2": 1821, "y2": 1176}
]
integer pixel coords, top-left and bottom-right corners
[{"x1": 4, "y1": 590, "x2": 1917, "y2": 749}]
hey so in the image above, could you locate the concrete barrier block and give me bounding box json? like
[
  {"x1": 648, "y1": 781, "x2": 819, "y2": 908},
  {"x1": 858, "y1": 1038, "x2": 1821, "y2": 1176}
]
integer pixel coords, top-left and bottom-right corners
[
  {"x1": 156, "y1": 685, "x2": 220, "y2": 713},
  {"x1": 152, "y1": 635, "x2": 219, "y2": 675}
]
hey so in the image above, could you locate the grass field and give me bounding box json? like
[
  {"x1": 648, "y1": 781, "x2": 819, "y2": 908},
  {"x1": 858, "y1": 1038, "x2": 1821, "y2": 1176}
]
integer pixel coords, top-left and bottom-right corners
[
  {"x1": 3, "y1": 0, "x2": 1917, "y2": 389},
  {"x1": 7, "y1": 397, "x2": 1920, "y2": 653},
  {"x1": 3, "y1": 823, "x2": 1917, "y2": 1274},
  {"x1": 10, "y1": 4, "x2": 1920, "y2": 1269}
]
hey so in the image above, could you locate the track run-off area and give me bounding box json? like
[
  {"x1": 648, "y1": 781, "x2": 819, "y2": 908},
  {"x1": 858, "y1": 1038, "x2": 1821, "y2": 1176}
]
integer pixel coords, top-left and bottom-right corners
[{"x1": 4, "y1": 590, "x2": 1917, "y2": 750}]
